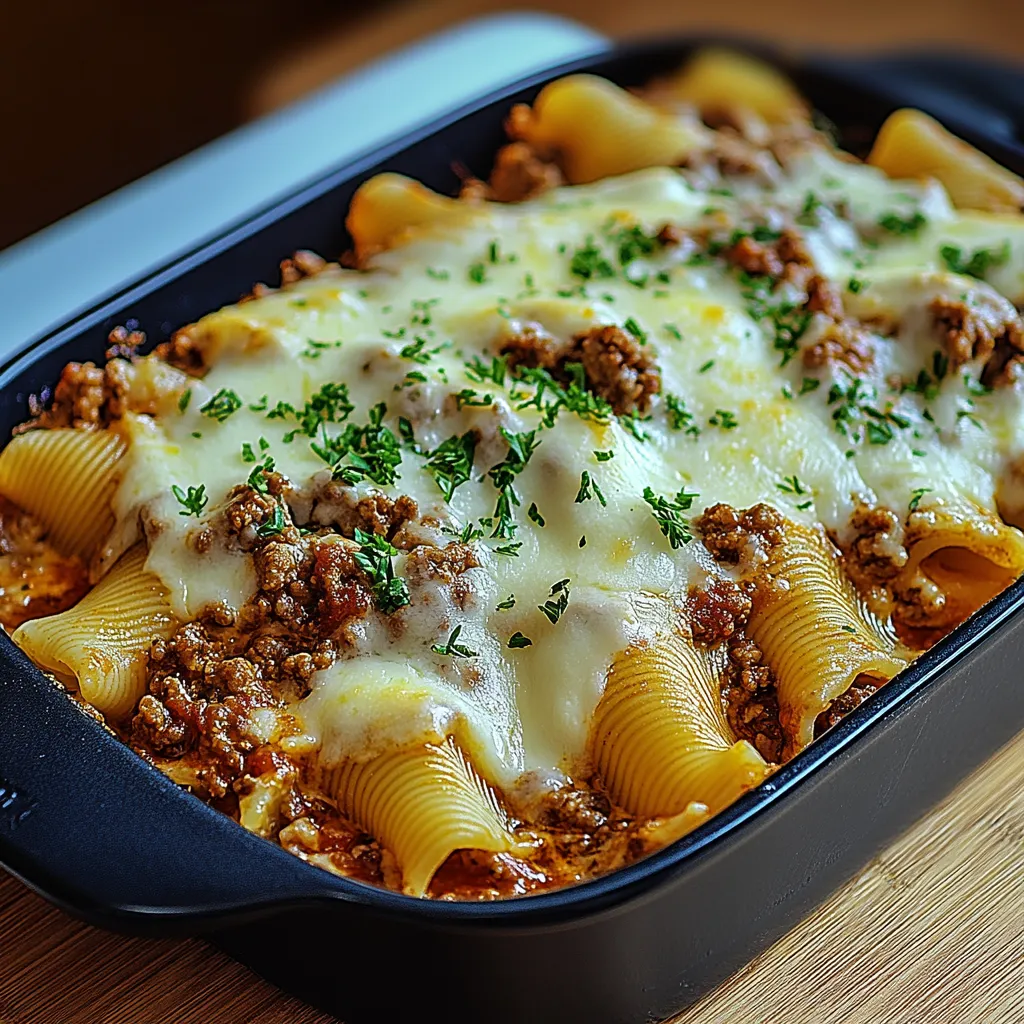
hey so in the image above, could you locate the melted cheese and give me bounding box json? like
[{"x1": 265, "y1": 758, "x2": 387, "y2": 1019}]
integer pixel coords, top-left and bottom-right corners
[{"x1": 112, "y1": 147, "x2": 1024, "y2": 790}]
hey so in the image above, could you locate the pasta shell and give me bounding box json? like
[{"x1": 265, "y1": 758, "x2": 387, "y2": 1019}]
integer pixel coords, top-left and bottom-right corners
[
  {"x1": 590, "y1": 636, "x2": 768, "y2": 818},
  {"x1": 327, "y1": 736, "x2": 513, "y2": 897},
  {"x1": 519, "y1": 75, "x2": 707, "y2": 184},
  {"x1": 895, "y1": 495, "x2": 1024, "y2": 636},
  {"x1": 748, "y1": 523, "x2": 909, "y2": 752},
  {"x1": 657, "y1": 47, "x2": 807, "y2": 124},
  {"x1": 12, "y1": 545, "x2": 176, "y2": 719},
  {"x1": 869, "y1": 109, "x2": 1024, "y2": 213},
  {"x1": 0, "y1": 428, "x2": 126, "y2": 560},
  {"x1": 347, "y1": 173, "x2": 471, "y2": 259}
]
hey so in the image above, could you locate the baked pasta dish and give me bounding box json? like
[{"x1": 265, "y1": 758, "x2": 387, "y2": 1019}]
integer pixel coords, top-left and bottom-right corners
[{"x1": 5, "y1": 49, "x2": 1024, "y2": 899}]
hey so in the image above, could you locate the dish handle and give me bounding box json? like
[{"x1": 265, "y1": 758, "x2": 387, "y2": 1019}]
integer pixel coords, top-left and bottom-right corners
[{"x1": 0, "y1": 635, "x2": 348, "y2": 936}]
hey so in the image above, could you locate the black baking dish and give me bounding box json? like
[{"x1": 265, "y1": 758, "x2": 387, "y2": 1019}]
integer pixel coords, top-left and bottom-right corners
[{"x1": 3, "y1": 38, "x2": 1024, "y2": 1024}]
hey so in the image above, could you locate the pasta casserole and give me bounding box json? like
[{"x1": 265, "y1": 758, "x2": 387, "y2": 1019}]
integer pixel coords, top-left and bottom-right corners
[{"x1": 4, "y1": 49, "x2": 1024, "y2": 899}]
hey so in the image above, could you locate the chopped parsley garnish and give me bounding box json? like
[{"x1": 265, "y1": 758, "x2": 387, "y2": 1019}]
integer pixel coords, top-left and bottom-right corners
[
  {"x1": 353, "y1": 527, "x2": 410, "y2": 614},
  {"x1": 777, "y1": 475, "x2": 808, "y2": 496},
  {"x1": 241, "y1": 442, "x2": 257, "y2": 463},
  {"x1": 608, "y1": 223, "x2": 661, "y2": 268},
  {"x1": 739, "y1": 272, "x2": 812, "y2": 366},
  {"x1": 310, "y1": 402, "x2": 402, "y2": 486},
  {"x1": 799, "y1": 377, "x2": 821, "y2": 395},
  {"x1": 178, "y1": 389, "x2": 192, "y2": 413},
  {"x1": 847, "y1": 277, "x2": 865, "y2": 293},
  {"x1": 527, "y1": 502, "x2": 546, "y2": 527},
  {"x1": 578, "y1": 535, "x2": 587, "y2": 547},
  {"x1": 963, "y1": 372, "x2": 992, "y2": 398},
  {"x1": 302, "y1": 338, "x2": 341, "y2": 359},
  {"x1": 496, "y1": 595, "x2": 516, "y2": 611},
  {"x1": 426, "y1": 267, "x2": 450, "y2": 281},
  {"x1": 709, "y1": 408, "x2": 739, "y2": 430},
  {"x1": 878, "y1": 210, "x2": 927, "y2": 236},
  {"x1": 621, "y1": 410, "x2": 651, "y2": 442},
  {"x1": 465, "y1": 354, "x2": 508, "y2": 386},
  {"x1": 796, "y1": 191, "x2": 824, "y2": 226},
  {"x1": 939, "y1": 241, "x2": 1010, "y2": 280},
  {"x1": 487, "y1": 428, "x2": 541, "y2": 540},
  {"x1": 664, "y1": 393, "x2": 701, "y2": 437},
  {"x1": 569, "y1": 236, "x2": 615, "y2": 280},
  {"x1": 249, "y1": 395, "x2": 269, "y2": 412},
  {"x1": 574, "y1": 470, "x2": 607, "y2": 507},
  {"x1": 623, "y1": 317, "x2": 647, "y2": 344},
  {"x1": 513, "y1": 363, "x2": 613, "y2": 428},
  {"x1": 431, "y1": 625, "x2": 477, "y2": 659},
  {"x1": 454, "y1": 388, "x2": 494, "y2": 409},
  {"x1": 172, "y1": 484, "x2": 207, "y2": 518},
  {"x1": 909, "y1": 487, "x2": 931, "y2": 512},
  {"x1": 699, "y1": 360, "x2": 715, "y2": 374},
  {"x1": 538, "y1": 578, "x2": 570, "y2": 625},
  {"x1": 400, "y1": 336, "x2": 443, "y2": 364},
  {"x1": 247, "y1": 456, "x2": 276, "y2": 494},
  {"x1": 827, "y1": 373, "x2": 907, "y2": 445},
  {"x1": 663, "y1": 323, "x2": 683, "y2": 341},
  {"x1": 425, "y1": 431, "x2": 476, "y2": 502},
  {"x1": 643, "y1": 486, "x2": 698, "y2": 549},
  {"x1": 287, "y1": 382, "x2": 355, "y2": 440},
  {"x1": 508, "y1": 631, "x2": 533, "y2": 649},
  {"x1": 200, "y1": 388, "x2": 243, "y2": 422},
  {"x1": 256, "y1": 503, "x2": 286, "y2": 538},
  {"x1": 410, "y1": 298, "x2": 440, "y2": 326},
  {"x1": 594, "y1": 449, "x2": 614, "y2": 462}
]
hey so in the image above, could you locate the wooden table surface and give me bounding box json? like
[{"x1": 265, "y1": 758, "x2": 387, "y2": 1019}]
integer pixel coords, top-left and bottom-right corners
[{"x1": 4, "y1": 2, "x2": 1024, "y2": 1021}]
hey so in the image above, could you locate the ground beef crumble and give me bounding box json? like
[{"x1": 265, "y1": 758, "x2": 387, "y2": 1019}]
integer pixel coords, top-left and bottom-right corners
[
  {"x1": 697, "y1": 502, "x2": 784, "y2": 565},
  {"x1": 803, "y1": 319, "x2": 874, "y2": 373},
  {"x1": 931, "y1": 296, "x2": 1024, "y2": 387},
  {"x1": 499, "y1": 323, "x2": 661, "y2": 415},
  {"x1": 688, "y1": 577, "x2": 752, "y2": 645},
  {"x1": 722, "y1": 637, "x2": 784, "y2": 764}
]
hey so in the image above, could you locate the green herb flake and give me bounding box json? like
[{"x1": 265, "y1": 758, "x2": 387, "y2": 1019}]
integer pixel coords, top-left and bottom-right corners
[
  {"x1": 699, "y1": 360, "x2": 715, "y2": 374},
  {"x1": 256, "y1": 503, "x2": 286, "y2": 538},
  {"x1": 200, "y1": 388, "x2": 243, "y2": 423},
  {"x1": 663, "y1": 323, "x2": 683, "y2": 341},
  {"x1": 909, "y1": 487, "x2": 932, "y2": 512},
  {"x1": 643, "y1": 486, "x2": 698, "y2": 549},
  {"x1": 538, "y1": 578, "x2": 571, "y2": 624},
  {"x1": 496, "y1": 595, "x2": 516, "y2": 611},
  {"x1": 353, "y1": 527, "x2": 410, "y2": 614},
  {"x1": 593, "y1": 449, "x2": 614, "y2": 462},
  {"x1": 527, "y1": 502, "x2": 546, "y2": 527},
  {"x1": 574, "y1": 470, "x2": 607, "y2": 507},
  {"x1": 569, "y1": 237, "x2": 615, "y2": 280},
  {"x1": 939, "y1": 241, "x2": 1010, "y2": 280},
  {"x1": 708, "y1": 408, "x2": 739, "y2": 430},
  {"x1": 623, "y1": 317, "x2": 647, "y2": 344},
  {"x1": 878, "y1": 210, "x2": 927, "y2": 236},
  {"x1": 431, "y1": 624, "x2": 477, "y2": 659},
  {"x1": 425, "y1": 431, "x2": 476, "y2": 502},
  {"x1": 171, "y1": 483, "x2": 207, "y2": 518},
  {"x1": 508, "y1": 631, "x2": 533, "y2": 649},
  {"x1": 178, "y1": 389, "x2": 192, "y2": 413}
]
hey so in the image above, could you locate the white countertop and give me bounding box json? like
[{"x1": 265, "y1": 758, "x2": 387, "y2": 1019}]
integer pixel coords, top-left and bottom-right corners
[{"x1": 0, "y1": 13, "x2": 606, "y2": 357}]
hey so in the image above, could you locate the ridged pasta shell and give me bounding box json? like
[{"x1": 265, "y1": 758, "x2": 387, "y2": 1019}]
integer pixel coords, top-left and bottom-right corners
[
  {"x1": 657, "y1": 47, "x2": 807, "y2": 124},
  {"x1": 590, "y1": 636, "x2": 768, "y2": 818},
  {"x1": 347, "y1": 173, "x2": 471, "y2": 259},
  {"x1": 895, "y1": 495, "x2": 1024, "y2": 633},
  {"x1": 869, "y1": 109, "x2": 1024, "y2": 213},
  {"x1": 520, "y1": 75, "x2": 707, "y2": 184},
  {"x1": 12, "y1": 545, "x2": 175, "y2": 720},
  {"x1": 326, "y1": 736, "x2": 513, "y2": 897},
  {"x1": 748, "y1": 523, "x2": 909, "y2": 752},
  {"x1": 0, "y1": 428, "x2": 126, "y2": 560}
]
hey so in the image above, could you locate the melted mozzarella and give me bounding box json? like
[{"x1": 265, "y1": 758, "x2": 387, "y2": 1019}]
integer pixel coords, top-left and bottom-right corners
[{"x1": 113, "y1": 150, "x2": 1024, "y2": 786}]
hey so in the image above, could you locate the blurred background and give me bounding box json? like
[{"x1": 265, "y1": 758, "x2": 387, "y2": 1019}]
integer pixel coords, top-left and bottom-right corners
[{"x1": 3, "y1": 0, "x2": 1022, "y2": 252}]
